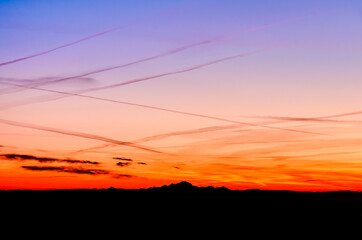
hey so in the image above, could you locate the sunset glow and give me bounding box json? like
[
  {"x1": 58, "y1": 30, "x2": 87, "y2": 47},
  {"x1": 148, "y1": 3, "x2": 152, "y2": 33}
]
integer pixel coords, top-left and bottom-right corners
[{"x1": 1, "y1": 0, "x2": 362, "y2": 190}]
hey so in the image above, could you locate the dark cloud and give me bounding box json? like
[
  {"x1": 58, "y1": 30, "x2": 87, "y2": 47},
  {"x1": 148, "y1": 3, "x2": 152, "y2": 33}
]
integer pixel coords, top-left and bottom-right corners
[
  {"x1": 111, "y1": 174, "x2": 134, "y2": 179},
  {"x1": 114, "y1": 157, "x2": 148, "y2": 167},
  {"x1": 21, "y1": 165, "x2": 109, "y2": 175},
  {"x1": 115, "y1": 157, "x2": 133, "y2": 167},
  {"x1": 21, "y1": 164, "x2": 136, "y2": 178},
  {"x1": 113, "y1": 157, "x2": 133, "y2": 162},
  {"x1": 116, "y1": 162, "x2": 132, "y2": 167},
  {"x1": 0, "y1": 153, "x2": 99, "y2": 165}
]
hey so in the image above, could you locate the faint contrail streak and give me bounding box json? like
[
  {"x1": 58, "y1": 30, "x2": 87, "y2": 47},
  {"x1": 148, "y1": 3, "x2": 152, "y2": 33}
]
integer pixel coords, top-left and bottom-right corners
[
  {"x1": 0, "y1": 118, "x2": 164, "y2": 154},
  {"x1": 320, "y1": 111, "x2": 362, "y2": 119},
  {"x1": 246, "y1": 116, "x2": 362, "y2": 124},
  {"x1": 2, "y1": 13, "x2": 314, "y2": 93},
  {"x1": 81, "y1": 43, "x2": 295, "y2": 93},
  {"x1": 72, "y1": 144, "x2": 114, "y2": 154},
  {"x1": 0, "y1": 40, "x2": 302, "y2": 103},
  {"x1": 72, "y1": 125, "x2": 239, "y2": 154},
  {"x1": 0, "y1": 76, "x2": 96, "y2": 95},
  {"x1": 0, "y1": 2, "x2": 186, "y2": 67},
  {"x1": 0, "y1": 81, "x2": 327, "y2": 136},
  {"x1": 72, "y1": 119, "x2": 284, "y2": 154},
  {"x1": 134, "y1": 124, "x2": 240, "y2": 143}
]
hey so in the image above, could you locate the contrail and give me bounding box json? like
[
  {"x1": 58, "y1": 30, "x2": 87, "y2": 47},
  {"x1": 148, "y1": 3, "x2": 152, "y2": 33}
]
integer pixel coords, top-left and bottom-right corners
[
  {"x1": 246, "y1": 116, "x2": 362, "y2": 124},
  {"x1": 0, "y1": 2, "x2": 185, "y2": 67},
  {"x1": 320, "y1": 111, "x2": 362, "y2": 119},
  {"x1": 0, "y1": 81, "x2": 327, "y2": 136},
  {"x1": 72, "y1": 120, "x2": 283, "y2": 154},
  {"x1": 134, "y1": 124, "x2": 240, "y2": 143},
  {"x1": 245, "y1": 113, "x2": 362, "y2": 124},
  {"x1": 0, "y1": 118, "x2": 164, "y2": 154},
  {"x1": 72, "y1": 144, "x2": 114, "y2": 154},
  {"x1": 0, "y1": 76, "x2": 96, "y2": 95},
  {"x1": 0, "y1": 40, "x2": 302, "y2": 103},
  {"x1": 80, "y1": 43, "x2": 295, "y2": 93},
  {"x1": 2, "y1": 13, "x2": 314, "y2": 93}
]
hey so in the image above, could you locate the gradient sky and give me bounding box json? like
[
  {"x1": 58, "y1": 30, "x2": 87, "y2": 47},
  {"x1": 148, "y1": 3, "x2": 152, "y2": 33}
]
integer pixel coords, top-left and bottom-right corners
[{"x1": 1, "y1": 0, "x2": 362, "y2": 190}]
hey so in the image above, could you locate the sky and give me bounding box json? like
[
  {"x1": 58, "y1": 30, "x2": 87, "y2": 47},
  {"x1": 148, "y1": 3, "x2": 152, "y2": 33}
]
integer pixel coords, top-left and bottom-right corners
[{"x1": 1, "y1": 0, "x2": 362, "y2": 190}]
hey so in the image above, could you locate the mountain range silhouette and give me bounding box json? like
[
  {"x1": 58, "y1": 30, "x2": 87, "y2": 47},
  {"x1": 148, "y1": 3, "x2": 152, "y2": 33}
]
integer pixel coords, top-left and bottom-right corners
[{"x1": 2, "y1": 181, "x2": 362, "y2": 220}]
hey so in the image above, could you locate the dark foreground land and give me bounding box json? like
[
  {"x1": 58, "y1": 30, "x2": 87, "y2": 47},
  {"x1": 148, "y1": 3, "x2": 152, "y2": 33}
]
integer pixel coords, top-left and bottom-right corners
[{"x1": 2, "y1": 181, "x2": 362, "y2": 220}]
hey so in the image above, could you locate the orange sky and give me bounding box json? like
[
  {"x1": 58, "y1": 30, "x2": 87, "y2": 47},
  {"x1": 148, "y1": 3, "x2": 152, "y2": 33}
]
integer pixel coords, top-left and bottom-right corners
[{"x1": 1, "y1": 0, "x2": 362, "y2": 190}]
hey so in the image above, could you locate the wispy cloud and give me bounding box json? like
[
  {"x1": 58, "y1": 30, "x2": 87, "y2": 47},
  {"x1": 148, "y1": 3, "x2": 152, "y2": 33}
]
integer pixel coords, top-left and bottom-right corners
[
  {"x1": 115, "y1": 156, "x2": 133, "y2": 167},
  {"x1": 21, "y1": 165, "x2": 137, "y2": 178},
  {"x1": 113, "y1": 157, "x2": 133, "y2": 161},
  {"x1": 116, "y1": 162, "x2": 132, "y2": 167},
  {"x1": 112, "y1": 173, "x2": 134, "y2": 179},
  {"x1": 21, "y1": 165, "x2": 110, "y2": 175},
  {"x1": 0, "y1": 153, "x2": 100, "y2": 165},
  {"x1": 114, "y1": 157, "x2": 147, "y2": 167}
]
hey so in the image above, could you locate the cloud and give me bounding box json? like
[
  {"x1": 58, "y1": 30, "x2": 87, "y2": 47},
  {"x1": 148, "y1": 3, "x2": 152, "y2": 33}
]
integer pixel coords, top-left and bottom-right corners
[
  {"x1": 114, "y1": 156, "x2": 147, "y2": 166},
  {"x1": 21, "y1": 165, "x2": 110, "y2": 175},
  {"x1": 20, "y1": 163, "x2": 137, "y2": 178},
  {"x1": 116, "y1": 162, "x2": 132, "y2": 167},
  {"x1": 111, "y1": 174, "x2": 134, "y2": 179},
  {"x1": 113, "y1": 157, "x2": 133, "y2": 161},
  {"x1": 0, "y1": 153, "x2": 100, "y2": 165},
  {"x1": 115, "y1": 157, "x2": 133, "y2": 167}
]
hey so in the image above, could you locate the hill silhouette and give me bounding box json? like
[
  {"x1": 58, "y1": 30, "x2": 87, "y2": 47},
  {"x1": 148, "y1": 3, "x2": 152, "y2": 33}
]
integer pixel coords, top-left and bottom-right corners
[{"x1": 1, "y1": 181, "x2": 362, "y2": 219}]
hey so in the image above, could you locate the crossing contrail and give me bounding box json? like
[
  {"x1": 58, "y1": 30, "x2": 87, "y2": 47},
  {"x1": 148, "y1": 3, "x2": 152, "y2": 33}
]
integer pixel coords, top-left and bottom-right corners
[
  {"x1": 0, "y1": 76, "x2": 96, "y2": 95},
  {"x1": 0, "y1": 40, "x2": 302, "y2": 104},
  {"x1": 0, "y1": 118, "x2": 164, "y2": 154},
  {"x1": 0, "y1": 2, "x2": 186, "y2": 67},
  {"x1": 1, "y1": 13, "x2": 314, "y2": 93},
  {"x1": 0, "y1": 81, "x2": 327, "y2": 136},
  {"x1": 319, "y1": 111, "x2": 362, "y2": 119},
  {"x1": 80, "y1": 43, "x2": 294, "y2": 93},
  {"x1": 134, "y1": 124, "x2": 241, "y2": 143},
  {"x1": 245, "y1": 116, "x2": 362, "y2": 124}
]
